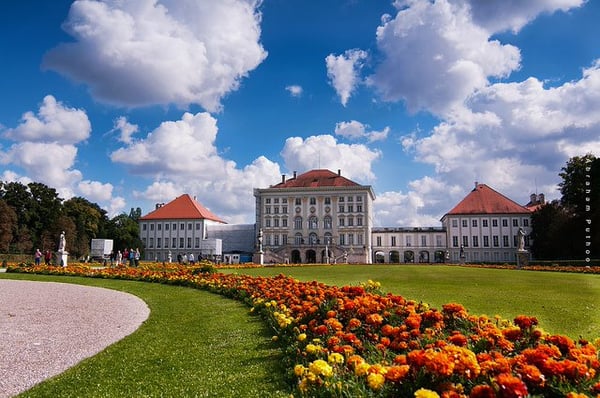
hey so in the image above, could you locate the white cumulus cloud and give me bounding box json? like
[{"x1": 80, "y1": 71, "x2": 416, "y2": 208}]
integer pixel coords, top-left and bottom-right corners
[
  {"x1": 43, "y1": 0, "x2": 268, "y2": 111},
  {"x1": 326, "y1": 49, "x2": 368, "y2": 106},
  {"x1": 280, "y1": 135, "x2": 381, "y2": 182}
]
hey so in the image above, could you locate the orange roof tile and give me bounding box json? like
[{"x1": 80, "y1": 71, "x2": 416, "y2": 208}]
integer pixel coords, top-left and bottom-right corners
[
  {"x1": 140, "y1": 194, "x2": 226, "y2": 223},
  {"x1": 445, "y1": 184, "x2": 531, "y2": 216},
  {"x1": 272, "y1": 169, "x2": 359, "y2": 188}
]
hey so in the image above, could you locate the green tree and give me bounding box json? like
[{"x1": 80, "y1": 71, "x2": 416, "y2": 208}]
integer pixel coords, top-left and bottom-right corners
[
  {"x1": 533, "y1": 154, "x2": 599, "y2": 260},
  {"x1": 530, "y1": 200, "x2": 575, "y2": 260},
  {"x1": 0, "y1": 199, "x2": 17, "y2": 252},
  {"x1": 63, "y1": 197, "x2": 109, "y2": 258},
  {"x1": 107, "y1": 213, "x2": 143, "y2": 254},
  {"x1": 28, "y1": 182, "x2": 63, "y2": 250}
]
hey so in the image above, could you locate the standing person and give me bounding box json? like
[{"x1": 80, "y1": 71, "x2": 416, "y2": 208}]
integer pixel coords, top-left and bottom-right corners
[
  {"x1": 134, "y1": 248, "x2": 140, "y2": 267},
  {"x1": 129, "y1": 249, "x2": 135, "y2": 267},
  {"x1": 189, "y1": 252, "x2": 195, "y2": 265},
  {"x1": 116, "y1": 250, "x2": 122, "y2": 267},
  {"x1": 177, "y1": 253, "x2": 182, "y2": 264},
  {"x1": 167, "y1": 250, "x2": 172, "y2": 263},
  {"x1": 123, "y1": 248, "x2": 129, "y2": 265},
  {"x1": 34, "y1": 249, "x2": 42, "y2": 266},
  {"x1": 44, "y1": 250, "x2": 52, "y2": 266}
]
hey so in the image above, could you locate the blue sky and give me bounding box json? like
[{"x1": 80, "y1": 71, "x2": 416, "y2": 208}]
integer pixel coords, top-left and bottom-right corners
[{"x1": 0, "y1": 0, "x2": 598, "y2": 226}]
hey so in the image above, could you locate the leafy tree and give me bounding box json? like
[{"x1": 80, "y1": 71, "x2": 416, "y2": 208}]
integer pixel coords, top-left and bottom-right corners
[
  {"x1": 533, "y1": 154, "x2": 599, "y2": 260},
  {"x1": 0, "y1": 199, "x2": 17, "y2": 252},
  {"x1": 107, "y1": 213, "x2": 144, "y2": 254},
  {"x1": 62, "y1": 197, "x2": 109, "y2": 258},
  {"x1": 129, "y1": 207, "x2": 142, "y2": 221},
  {"x1": 28, "y1": 182, "x2": 63, "y2": 249},
  {"x1": 530, "y1": 200, "x2": 575, "y2": 259}
]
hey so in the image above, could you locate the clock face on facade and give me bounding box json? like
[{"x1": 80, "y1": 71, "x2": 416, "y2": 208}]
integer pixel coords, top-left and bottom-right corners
[
  {"x1": 295, "y1": 206, "x2": 301, "y2": 213},
  {"x1": 325, "y1": 206, "x2": 330, "y2": 213},
  {"x1": 310, "y1": 206, "x2": 316, "y2": 213}
]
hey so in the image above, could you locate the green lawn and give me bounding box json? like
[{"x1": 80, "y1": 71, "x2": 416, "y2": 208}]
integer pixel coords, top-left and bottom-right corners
[
  {"x1": 225, "y1": 264, "x2": 600, "y2": 340},
  {"x1": 1, "y1": 273, "x2": 289, "y2": 398}
]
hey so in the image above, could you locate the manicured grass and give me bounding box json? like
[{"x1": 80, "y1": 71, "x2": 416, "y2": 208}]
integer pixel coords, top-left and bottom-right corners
[
  {"x1": 1, "y1": 273, "x2": 289, "y2": 398},
  {"x1": 225, "y1": 264, "x2": 600, "y2": 340}
]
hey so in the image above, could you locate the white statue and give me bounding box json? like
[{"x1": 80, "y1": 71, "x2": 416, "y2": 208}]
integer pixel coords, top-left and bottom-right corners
[
  {"x1": 58, "y1": 231, "x2": 66, "y2": 252},
  {"x1": 517, "y1": 228, "x2": 526, "y2": 251}
]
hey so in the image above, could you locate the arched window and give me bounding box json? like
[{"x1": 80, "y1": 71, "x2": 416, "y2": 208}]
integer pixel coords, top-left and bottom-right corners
[
  {"x1": 323, "y1": 215, "x2": 332, "y2": 229},
  {"x1": 309, "y1": 232, "x2": 318, "y2": 245},
  {"x1": 324, "y1": 232, "x2": 333, "y2": 245},
  {"x1": 294, "y1": 216, "x2": 303, "y2": 230},
  {"x1": 309, "y1": 216, "x2": 318, "y2": 229},
  {"x1": 294, "y1": 233, "x2": 303, "y2": 245}
]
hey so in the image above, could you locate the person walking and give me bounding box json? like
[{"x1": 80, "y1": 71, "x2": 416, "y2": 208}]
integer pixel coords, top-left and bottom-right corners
[
  {"x1": 44, "y1": 250, "x2": 52, "y2": 266},
  {"x1": 34, "y1": 249, "x2": 42, "y2": 266}
]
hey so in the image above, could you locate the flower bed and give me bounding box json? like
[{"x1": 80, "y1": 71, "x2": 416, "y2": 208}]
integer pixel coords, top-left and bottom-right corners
[{"x1": 7, "y1": 264, "x2": 600, "y2": 397}]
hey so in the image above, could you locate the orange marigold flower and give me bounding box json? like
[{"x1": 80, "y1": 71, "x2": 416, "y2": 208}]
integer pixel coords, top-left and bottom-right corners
[
  {"x1": 442, "y1": 303, "x2": 468, "y2": 317},
  {"x1": 406, "y1": 313, "x2": 423, "y2": 330},
  {"x1": 565, "y1": 393, "x2": 588, "y2": 398},
  {"x1": 546, "y1": 334, "x2": 576, "y2": 355},
  {"x1": 502, "y1": 326, "x2": 522, "y2": 342},
  {"x1": 469, "y1": 385, "x2": 496, "y2": 398},
  {"x1": 347, "y1": 354, "x2": 365, "y2": 368},
  {"x1": 513, "y1": 315, "x2": 538, "y2": 330},
  {"x1": 381, "y1": 323, "x2": 396, "y2": 336},
  {"x1": 515, "y1": 364, "x2": 545, "y2": 387},
  {"x1": 366, "y1": 313, "x2": 384, "y2": 326},
  {"x1": 448, "y1": 331, "x2": 468, "y2": 347},
  {"x1": 385, "y1": 365, "x2": 410, "y2": 382},
  {"x1": 495, "y1": 373, "x2": 528, "y2": 398},
  {"x1": 347, "y1": 317, "x2": 362, "y2": 329}
]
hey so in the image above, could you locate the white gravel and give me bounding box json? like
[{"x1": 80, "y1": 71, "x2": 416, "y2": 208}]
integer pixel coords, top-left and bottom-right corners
[{"x1": 0, "y1": 280, "x2": 150, "y2": 398}]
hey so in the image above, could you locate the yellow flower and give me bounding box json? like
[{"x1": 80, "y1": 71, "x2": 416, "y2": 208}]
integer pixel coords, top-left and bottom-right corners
[
  {"x1": 367, "y1": 373, "x2": 385, "y2": 390},
  {"x1": 309, "y1": 359, "x2": 333, "y2": 377},
  {"x1": 305, "y1": 343, "x2": 321, "y2": 355},
  {"x1": 414, "y1": 388, "x2": 440, "y2": 398},
  {"x1": 297, "y1": 333, "x2": 307, "y2": 342},
  {"x1": 294, "y1": 364, "x2": 306, "y2": 377},
  {"x1": 355, "y1": 362, "x2": 371, "y2": 376},
  {"x1": 328, "y1": 352, "x2": 344, "y2": 365}
]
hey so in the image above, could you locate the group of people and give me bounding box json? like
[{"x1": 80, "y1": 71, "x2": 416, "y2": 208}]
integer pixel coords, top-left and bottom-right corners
[
  {"x1": 175, "y1": 252, "x2": 196, "y2": 265},
  {"x1": 34, "y1": 249, "x2": 54, "y2": 266},
  {"x1": 109, "y1": 248, "x2": 140, "y2": 267}
]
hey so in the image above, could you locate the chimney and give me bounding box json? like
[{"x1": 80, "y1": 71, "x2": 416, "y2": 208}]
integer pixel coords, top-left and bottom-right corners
[
  {"x1": 293, "y1": 171, "x2": 297, "y2": 178},
  {"x1": 539, "y1": 193, "x2": 545, "y2": 204},
  {"x1": 338, "y1": 169, "x2": 341, "y2": 176},
  {"x1": 281, "y1": 174, "x2": 286, "y2": 183},
  {"x1": 155, "y1": 203, "x2": 162, "y2": 209},
  {"x1": 474, "y1": 181, "x2": 478, "y2": 189}
]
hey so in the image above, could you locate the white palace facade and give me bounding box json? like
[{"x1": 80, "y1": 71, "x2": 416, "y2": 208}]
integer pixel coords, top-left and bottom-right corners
[{"x1": 139, "y1": 169, "x2": 541, "y2": 264}]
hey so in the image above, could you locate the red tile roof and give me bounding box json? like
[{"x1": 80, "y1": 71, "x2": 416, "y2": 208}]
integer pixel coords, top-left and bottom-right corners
[
  {"x1": 445, "y1": 184, "x2": 531, "y2": 216},
  {"x1": 140, "y1": 194, "x2": 226, "y2": 223},
  {"x1": 272, "y1": 169, "x2": 360, "y2": 188}
]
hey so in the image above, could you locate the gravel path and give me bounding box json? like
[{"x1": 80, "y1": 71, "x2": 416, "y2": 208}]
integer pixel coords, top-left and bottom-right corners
[{"x1": 0, "y1": 280, "x2": 150, "y2": 398}]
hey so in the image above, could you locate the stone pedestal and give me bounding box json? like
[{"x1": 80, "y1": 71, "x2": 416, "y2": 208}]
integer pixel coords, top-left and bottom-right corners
[
  {"x1": 58, "y1": 251, "x2": 69, "y2": 267},
  {"x1": 516, "y1": 250, "x2": 529, "y2": 269}
]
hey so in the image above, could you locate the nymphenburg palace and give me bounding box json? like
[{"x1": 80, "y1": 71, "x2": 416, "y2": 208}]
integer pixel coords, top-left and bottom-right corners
[{"x1": 139, "y1": 169, "x2": 544, "y2": 264}]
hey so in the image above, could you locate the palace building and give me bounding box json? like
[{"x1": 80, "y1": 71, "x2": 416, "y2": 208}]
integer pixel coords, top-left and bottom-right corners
[
  {"x1": 139, "y1": 170, "x2": 536, "y2": 264},
  {"x1": 253, "y1": 169, "x2": 376, "y2": 264}
]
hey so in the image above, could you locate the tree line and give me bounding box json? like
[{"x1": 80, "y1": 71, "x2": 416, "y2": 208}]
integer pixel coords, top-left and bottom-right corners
[
  {"x1": 0, "y1": 181, "x2": 143, "y2": 259},
  {"x1": 530, "y1": 154, "x2": 599, "y2": 260}
]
